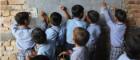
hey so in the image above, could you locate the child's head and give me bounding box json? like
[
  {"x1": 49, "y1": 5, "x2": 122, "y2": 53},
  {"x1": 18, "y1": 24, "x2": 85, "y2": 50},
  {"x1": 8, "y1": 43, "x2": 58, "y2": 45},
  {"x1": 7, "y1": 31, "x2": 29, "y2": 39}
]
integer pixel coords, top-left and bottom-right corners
[
  {"x1": 124, "y1": 28, "x2": 140, "y2": 59},
  {"x1": 73, "y1": 27, "x2": 89, "y2": 46},
  {"x1": 87, "y1": 10, "x2": 100, "y2": 23},
  {"x1": 71, "y1": 5, "x2": 84, "y2": 19},
  {"x1": 115, "y1": 9, "x2": 127, "y2": 23},
  {"x1": 32, "y1": 28, "x2": 47, "y2": 44},
  {"x1": 15, "y1": 12, "x2": 31, "y2": 26},
  {"x1": 31, "y1": 55, "x2": 49, "y2": 60},
  {"x1": 50, "y1": 12, "x2": 62, "y2": 26}
]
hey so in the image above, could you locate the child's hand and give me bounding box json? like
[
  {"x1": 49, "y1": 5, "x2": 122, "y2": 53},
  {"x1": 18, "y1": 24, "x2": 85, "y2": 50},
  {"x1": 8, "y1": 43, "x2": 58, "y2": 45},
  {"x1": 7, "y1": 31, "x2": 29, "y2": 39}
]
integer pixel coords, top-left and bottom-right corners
[
  {"x1": 59, "y1": 5, "x2": 67, "y2": 12},
  {"x1": 40, "y1": 10, "x2": 49, "y2": 23},
  {"x1": 58, "y1": 50, "x2": 72, "y2": 57},
  {"x1": 101, "y1": 0, "x2": 107, "y2": 8},
  {"x1": 40, "y1": 10, "x2": 48, "y2": 19}
]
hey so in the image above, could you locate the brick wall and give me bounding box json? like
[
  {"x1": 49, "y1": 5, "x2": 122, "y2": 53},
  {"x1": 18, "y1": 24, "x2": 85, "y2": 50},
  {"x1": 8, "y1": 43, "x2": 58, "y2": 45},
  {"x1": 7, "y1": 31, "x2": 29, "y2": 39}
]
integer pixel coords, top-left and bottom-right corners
[
  {"x1": 0, "y1": 40, "x2": 17, "y2": 60},
  {"x1": 0, "y1": 0, "x2": 28, "y2": 60},
  {"x1": 0, "y1": 0, "x2": 28, "y2": 32},
  {"x1": 125, "y1": 0, "x2": 140, "y2": 27}
]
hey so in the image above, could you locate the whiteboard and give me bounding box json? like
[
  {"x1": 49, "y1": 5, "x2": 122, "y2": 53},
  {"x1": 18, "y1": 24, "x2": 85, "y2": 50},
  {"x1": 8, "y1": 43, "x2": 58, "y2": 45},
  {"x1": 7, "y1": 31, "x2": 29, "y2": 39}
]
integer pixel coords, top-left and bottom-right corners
[{"x1": 26, "y1": 0, "x2": 123, "y2": 14}]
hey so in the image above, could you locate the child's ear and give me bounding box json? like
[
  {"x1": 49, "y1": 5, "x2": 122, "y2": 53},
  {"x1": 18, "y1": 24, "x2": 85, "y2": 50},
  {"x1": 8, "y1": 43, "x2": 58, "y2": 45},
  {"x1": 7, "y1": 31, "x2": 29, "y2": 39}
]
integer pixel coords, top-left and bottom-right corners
[
  {"x1": 114, "y1": 16, "x2": 118, "y2": 22},
  {"x1": 24, "y1": 20, "x2": 29, "y2": 25},
  {"x1": 86, "y1": 16, "x2": 91, "y2": 23},
  {"x1": 79, "y1": 13, "x2": 84, "y2": 18}
]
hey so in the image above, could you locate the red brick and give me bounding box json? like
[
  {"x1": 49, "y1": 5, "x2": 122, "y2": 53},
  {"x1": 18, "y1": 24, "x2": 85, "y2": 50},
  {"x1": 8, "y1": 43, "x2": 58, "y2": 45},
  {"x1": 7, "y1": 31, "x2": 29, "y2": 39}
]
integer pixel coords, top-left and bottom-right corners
[
  {"x1": 134, "y1": 13, "x2": 140, "y2": 18},
  {"x1": 0, "y1": 0, "x2": 8, "y2": 5},
  {"x1": 127, "y1": 4, "x2": 140, "y2": 9},
  {"x1": 1, "y1": 10, "x2": 10, "y2": 16},
  {"x1": 9, "y1": 5, "x2": 22, "y2": 10},
  {"x1": 128, "y1": 0, "x2": 140, "y2": 4},
  {"x1": 0, "y1": 5, "x2": 9, "y2": 10},
  {"x1": 128, "y1": 9, "x2": 140, "y2": 14},
  {"x1": 8, "y1": 0, "x2": 25, "y2": 5},
  {"x1": 126, "y1": 17, "x2": 136, "y2": 26},
  {"x1": 135, "y1": 18, "x2": 140, "y2": 27}
]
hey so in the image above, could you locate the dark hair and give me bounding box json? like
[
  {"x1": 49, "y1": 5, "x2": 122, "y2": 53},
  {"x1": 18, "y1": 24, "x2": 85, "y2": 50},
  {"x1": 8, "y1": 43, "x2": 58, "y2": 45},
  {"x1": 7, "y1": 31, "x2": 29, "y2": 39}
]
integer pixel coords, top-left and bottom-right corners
[
  {"x1": 15, "y1": 12, "x2": 30, "y2": 25},
  {"x1": 32, "y1": 28, "x2": 47, "y2": 44},
  {"x1": 87, "y1": 10, "x2": 100, "y2": 23},
  {"x1": 115, "y1": 9, "x2": 127, "y2": 23},
  {"x1": 73, "y1": 27, "x2": 89, "y2": 46},
  {"x1": 50, "y1": 12, "x2": 62, "y2": 26},
  {"x1": 31, "y1": 55, "x2": 49, "y2": 60},
  {"x1": 124, "y1": 28, "x2": 140, "y2": 59},
  {"x1": 72, "y1": 5, "x2": 84, "y2": 17}
]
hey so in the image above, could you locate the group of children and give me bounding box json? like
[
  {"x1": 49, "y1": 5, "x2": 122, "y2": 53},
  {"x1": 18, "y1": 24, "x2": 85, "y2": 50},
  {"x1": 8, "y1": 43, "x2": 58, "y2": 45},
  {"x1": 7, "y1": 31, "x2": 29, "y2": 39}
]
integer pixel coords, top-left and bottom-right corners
[{"x1": 11, "y1": 1, "x2": 140, "y2": 60}]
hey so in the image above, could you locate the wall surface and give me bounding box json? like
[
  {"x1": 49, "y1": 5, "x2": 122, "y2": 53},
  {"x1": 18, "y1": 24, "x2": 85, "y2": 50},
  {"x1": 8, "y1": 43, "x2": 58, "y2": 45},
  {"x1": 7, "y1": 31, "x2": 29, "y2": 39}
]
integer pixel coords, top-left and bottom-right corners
[
  {"x1": 0, "y1": 0, "x2": 124, "y2": 41},
  {"x1": 125, "y1": 0, "x2": 140, "y2": 27},
  {"x1": 26, "y1": 0, "x2": 123, "y2": 14}
]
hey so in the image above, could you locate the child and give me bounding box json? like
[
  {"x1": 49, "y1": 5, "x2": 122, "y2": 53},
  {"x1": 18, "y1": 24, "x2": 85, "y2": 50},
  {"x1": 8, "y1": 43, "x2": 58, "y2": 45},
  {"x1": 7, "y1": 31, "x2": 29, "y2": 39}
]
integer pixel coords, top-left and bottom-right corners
[
  {"x1": 118, "y1": 28, "x2": 140, "y2": 60},
  {"x1": 31, "y1": 28, "x2": 55, "y2": 60},
  {"x1": 45, "y1": 12, "x2": 62, "y2": 59},
  {"x1": 11, "y1": 12, "x2": 35, "y2": 60},
  {"x1": 86, "y1": 10, "x2": 101, "y2": 59},
  {"x1": 66, "y1": 5, "x2": 87, "y2": 49},
  {"x1": 100, "y1": 1, "x2": 127, "y2": 60},
  {"x1": 71, "y1": 27, "x2": 90, "y2": 60}
]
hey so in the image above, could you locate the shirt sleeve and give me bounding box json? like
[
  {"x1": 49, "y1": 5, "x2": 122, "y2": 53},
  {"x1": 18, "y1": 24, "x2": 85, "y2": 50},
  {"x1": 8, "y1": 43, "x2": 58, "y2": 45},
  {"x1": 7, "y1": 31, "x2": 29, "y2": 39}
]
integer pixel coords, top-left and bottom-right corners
[
  {"x1": 11, "y1": 20, "x2": 18, "y2": 36},
  {"x1": 45, "y1": 28, "x2": 57, "y2": 42},
  {"x1": 39, "y1": 21, "x2": 47, "y2": 31},
  {"x1": 37, "y1": 49, "x2": 48, "y2": 56},
  {"x1": 100, "y1": 7, "x2": 115, "y2": 28}
]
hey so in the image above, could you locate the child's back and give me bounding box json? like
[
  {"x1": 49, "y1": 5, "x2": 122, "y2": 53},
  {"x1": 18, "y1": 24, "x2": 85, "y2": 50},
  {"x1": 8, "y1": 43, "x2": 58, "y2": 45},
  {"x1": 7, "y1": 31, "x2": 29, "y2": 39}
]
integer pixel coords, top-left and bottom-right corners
[
  {"x1": 66, "y1": 5, "x2": 87, "y2": 46},
  {"x1": 13, "y1": 28, "x2": 34, "y2": 50},
  {"x1": 86, "y1": 10, "x2": 101, "y2": 52},
  {"x1": 100, "y1": 2, "x2": 127, "y2": 60},
  {"x1": 45, "y1": 12, "x2": 63, "y2": 59},
  {"x1": 11, "y1": 12, "x2": 35, "y2": 60}
]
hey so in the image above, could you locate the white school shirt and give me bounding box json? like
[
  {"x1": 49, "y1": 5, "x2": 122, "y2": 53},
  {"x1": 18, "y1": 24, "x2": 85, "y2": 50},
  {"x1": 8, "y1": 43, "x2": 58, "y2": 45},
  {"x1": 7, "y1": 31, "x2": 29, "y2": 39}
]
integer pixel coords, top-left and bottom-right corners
[
  {"x1": 45, "y1": 25, "x2": 60, "y2": 43},
  {"x1": 37, "y1": 43, "x2": 55, "y2": 60},
  {"x1": 45, "y1": 26, "x2": 60, "y2": 60},
  {"x1": 100, "y1": 7, "x2": 126, "y2": 47},
  {"x1": 11, "y1": 22, "x2": 35, "y2": 50},
  {"x1": 118, "y1": 52, "x2": 136, "y2": 60},
  {"x1": 71, "y1": 46, "x2": 89, "y2": 60},
  {"x1": 66, "y1": 18, "x2": 87, "y2": 44},
  {"x1": 86, "y1": 23, "x2": 101, "y2": 51}
]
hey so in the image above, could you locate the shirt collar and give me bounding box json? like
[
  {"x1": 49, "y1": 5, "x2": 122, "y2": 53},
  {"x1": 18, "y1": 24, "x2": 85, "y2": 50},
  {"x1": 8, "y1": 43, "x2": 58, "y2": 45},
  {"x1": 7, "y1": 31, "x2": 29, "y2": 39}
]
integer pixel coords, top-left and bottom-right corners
[
  {"x1": 73, "y1": 17, "x2": 80, "y2": 21},
  {"x1": 116, "y1": 22, "x2": 124, "y2": 25},
  {"x1": 73, "y1": 46, "x2": 85, "y2": 51},
  {"x1": 124, "y1": 52, "x2": 136, "y2": 60},
  {"x1": 51, "y1": 25, "x2": 59, "y2": 29},
  {"x1": 90, "y1": 23, "x2": 97, "y2": 26},
  {"x1": 38, "y1": 43, "x2": 47, "y2": 48},
  {"x1": 18, "y1": 26, "x2": 30, "y2": 29}
]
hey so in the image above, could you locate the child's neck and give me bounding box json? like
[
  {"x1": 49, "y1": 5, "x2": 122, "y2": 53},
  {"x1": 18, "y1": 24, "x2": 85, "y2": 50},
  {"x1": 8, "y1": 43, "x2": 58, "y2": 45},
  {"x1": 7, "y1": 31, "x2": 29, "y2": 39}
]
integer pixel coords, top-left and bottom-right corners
[
  {"x1": 18, "y1": 25, "x2": 28, "y2": 28},
  {"x1": 75, "y1": 44, "x2": 83, "y2": 48},
  {"x1": 90, "y1": 22, "x2": 96, "y2": 24}
]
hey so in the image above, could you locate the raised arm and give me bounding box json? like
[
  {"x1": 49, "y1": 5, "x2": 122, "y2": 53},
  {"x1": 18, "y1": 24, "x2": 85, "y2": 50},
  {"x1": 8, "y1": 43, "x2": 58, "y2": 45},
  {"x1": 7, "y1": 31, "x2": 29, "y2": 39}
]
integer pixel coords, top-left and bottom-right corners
[
  {"x1": 11, "y1": 19, "x2": 18, "y2": 35},
  {"x1": 40, "y1": 10, "x2": 49, "y2": 24},
  {"x1": 100, "y1": 1, "x2": 115, "y2": 27},
  {"x1": 40, "y1": 10, "x2": 50, "y2": 30},
  {"x1": 60, "y1": 5, "x2": 71, "y2": 19}
]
